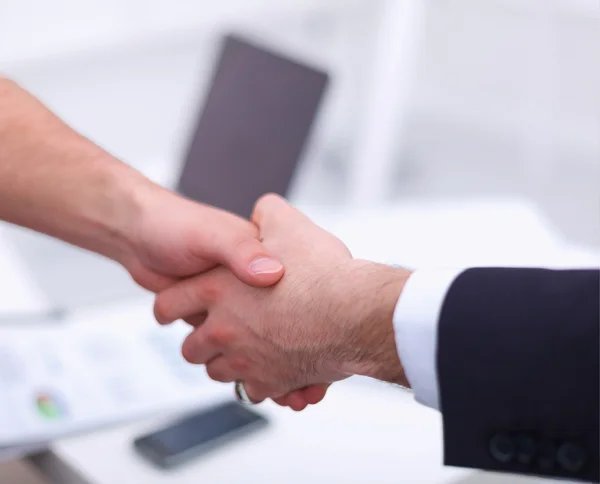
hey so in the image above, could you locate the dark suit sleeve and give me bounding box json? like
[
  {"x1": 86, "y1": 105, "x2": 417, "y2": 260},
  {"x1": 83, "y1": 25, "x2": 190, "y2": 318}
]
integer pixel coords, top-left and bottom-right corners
[{"x1": 437, "y1": 268, "x2": 599, "y2": 482}]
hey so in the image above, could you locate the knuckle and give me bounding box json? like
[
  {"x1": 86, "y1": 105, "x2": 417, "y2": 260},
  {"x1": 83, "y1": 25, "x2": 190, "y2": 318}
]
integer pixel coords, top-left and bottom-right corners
[
  {"x1": 251, "y1": 193, "x2": 280, "y2": 224},
  {"x1": 225, "y1": 217, "x2": 259, "y2": 248},
  {"x1": 257, "y1": 193, "x2": 282, "y2": 209},
  {"x1": 188, "y1": 275, "x2": 223, "y2": 304},
  {"x1": 199, "y1": 283, "x2": 222, "y2": 303},
  {"x1": 205, "y1": 365, "x2": 219, "y2": 380},
  {"x1": 207, "y1": 325, "x2": 235, "y2": 347},
  {"x1": 153, "y1": 296, "x2": 172, "y2": 324},
  {"x1": 181, "y1": 331, "x2": 208, "y2": 364},
  {"x1": 182, "y1": 281, "x2": 201, "y2": 307},
  {"x1": 231, "y1": 234, "x2": 259, "y2": 255},
  {"x1": 181, "y1": 342, "x2": 198, "y2": 364},
  {"x1": 244, "y1": 384, "x2": 266, "y2": 403},
  {"x1": 206, "y1": 364, "x2": 232, "y2": 383},
  {"x1": 265, "y1": 387, "x2": 283, "y2": 401},
  {"x1": 251, "y1": 381, "x2": 277, "y2": 400},
  {"x1": 229, "y1": 355, "x2": 249, "y2": 373},
  {"x1": 181, "y1": 336, "x2": 200, "y2": 364}
]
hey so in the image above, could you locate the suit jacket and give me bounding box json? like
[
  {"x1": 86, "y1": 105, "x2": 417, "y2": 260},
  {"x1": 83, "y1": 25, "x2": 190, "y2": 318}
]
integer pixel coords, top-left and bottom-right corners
[{"x1": 437, "y1": 268, "x2": 599, "y2": 482}]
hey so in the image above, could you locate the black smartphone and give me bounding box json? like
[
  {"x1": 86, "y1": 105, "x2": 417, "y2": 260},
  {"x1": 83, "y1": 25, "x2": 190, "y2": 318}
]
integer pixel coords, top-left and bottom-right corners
[{"x1": 133, "y1": 401, "x2": 268, "y2": 469}]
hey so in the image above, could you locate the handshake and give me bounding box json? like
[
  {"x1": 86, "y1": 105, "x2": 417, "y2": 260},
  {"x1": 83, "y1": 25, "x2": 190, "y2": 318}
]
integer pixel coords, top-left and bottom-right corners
[
  {"x1": 0, "y1": 77, "x2": 408, "y2": 412},
  {"x1": 123, "y1": 186, "x2": 410, "y2": 411}
]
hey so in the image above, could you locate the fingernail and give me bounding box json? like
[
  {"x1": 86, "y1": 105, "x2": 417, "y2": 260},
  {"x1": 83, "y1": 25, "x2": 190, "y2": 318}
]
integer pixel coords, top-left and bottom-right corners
[{"x1": 249, "y1": 257, "x2": 283, "y2": 275}]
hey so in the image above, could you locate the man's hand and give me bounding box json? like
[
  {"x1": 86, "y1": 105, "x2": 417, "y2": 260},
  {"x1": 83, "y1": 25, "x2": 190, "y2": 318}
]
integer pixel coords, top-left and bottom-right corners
[
  {"x1": 154, "y1": 194, "x2": 410, "y2": 406},
  {"x1": 0, "y1": 77, "x2": 284, "y2": 293},
  {"x1": 0, "y1": 78, "x2": 398, "y2": 409},
  {"x1": 0, "y1": 77, "x2": 314, "y2": 405},
  {"x1": 125, "y1": 187, "x2": 328, "y2": 410},
  {"x1": 118, "y1": 184, "x2": 285, "y2": 293}
]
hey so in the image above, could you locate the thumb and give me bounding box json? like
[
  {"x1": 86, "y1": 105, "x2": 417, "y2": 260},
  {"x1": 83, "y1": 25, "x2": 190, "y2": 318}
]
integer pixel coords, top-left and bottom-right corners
[
  {"x1": 228, "y1": 237, "x2": 285, "y2": 287},
  {"x1": 207, "y1": 224, "x2": 284, "y2": 288}
]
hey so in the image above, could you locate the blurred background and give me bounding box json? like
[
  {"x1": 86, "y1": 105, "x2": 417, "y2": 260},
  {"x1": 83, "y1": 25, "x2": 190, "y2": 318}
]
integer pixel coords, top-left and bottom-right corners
[
  {"x1": 2, "y1": 0, "x2": 598, "y2": 244},
  {"x1": 0, "y1": 0, "x2": 598, "y2": 482}
]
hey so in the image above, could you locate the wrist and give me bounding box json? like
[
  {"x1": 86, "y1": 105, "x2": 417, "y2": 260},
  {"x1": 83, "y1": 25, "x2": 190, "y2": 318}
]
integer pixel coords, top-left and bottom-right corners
[
  {"x1": 339, "y1": 260, "x2": 411, "y2": 385},
  {"x1": 92, "y1": 161, "x2": 159, "y2": 265}
]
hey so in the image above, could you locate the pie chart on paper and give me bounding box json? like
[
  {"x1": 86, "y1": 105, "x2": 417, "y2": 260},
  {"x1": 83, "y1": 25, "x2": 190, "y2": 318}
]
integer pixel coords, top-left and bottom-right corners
[{"x1": 35, "y1": 391, "x2": 68, "y2": 420}]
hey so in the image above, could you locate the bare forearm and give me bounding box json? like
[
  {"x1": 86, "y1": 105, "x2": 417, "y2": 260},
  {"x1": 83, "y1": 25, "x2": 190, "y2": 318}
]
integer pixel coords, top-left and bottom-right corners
[{"x1": 0, "y1": 77, "x2": 154, "y2": 262}]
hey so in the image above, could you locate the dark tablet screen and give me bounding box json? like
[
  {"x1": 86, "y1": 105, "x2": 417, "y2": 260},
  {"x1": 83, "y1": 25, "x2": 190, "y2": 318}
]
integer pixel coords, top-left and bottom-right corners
[{"x1": 176, "y1": 34, "x2": 329, "y2": 219}]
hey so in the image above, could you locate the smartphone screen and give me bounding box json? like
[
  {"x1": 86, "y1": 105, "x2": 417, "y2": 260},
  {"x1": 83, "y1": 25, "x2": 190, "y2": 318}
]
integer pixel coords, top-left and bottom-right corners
[{"x1": 134, "y1": 402, "x2": 268, "y2": 468}]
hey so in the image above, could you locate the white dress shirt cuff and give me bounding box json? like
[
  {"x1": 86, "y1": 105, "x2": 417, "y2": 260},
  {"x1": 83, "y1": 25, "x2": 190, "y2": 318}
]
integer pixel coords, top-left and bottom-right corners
[{"x1": 393, "y1": 268, "x2": 464, "y2": 410}]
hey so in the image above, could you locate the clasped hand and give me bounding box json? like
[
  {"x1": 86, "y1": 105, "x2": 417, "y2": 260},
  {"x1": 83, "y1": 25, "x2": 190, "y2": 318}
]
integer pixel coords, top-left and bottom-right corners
[{"x1": 153, "y1": 194, "x2": 396, "y2": 410}]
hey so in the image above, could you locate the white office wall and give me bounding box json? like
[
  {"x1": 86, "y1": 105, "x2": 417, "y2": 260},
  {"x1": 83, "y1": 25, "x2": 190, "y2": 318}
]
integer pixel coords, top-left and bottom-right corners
[
  {"x1": 404, "y1": 0, "x2": 599, "y2": 245},
  {"x1": 0, "y1": 0, "x2": 374, "y2": 179}
]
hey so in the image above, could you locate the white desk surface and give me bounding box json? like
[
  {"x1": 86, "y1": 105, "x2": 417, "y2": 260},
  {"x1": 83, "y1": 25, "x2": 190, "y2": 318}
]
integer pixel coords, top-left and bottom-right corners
[
  {"x1": 4, "y1": 198, "x2": 596, "y2": 484},
  {"x1": 43, "y1": 381, "x2": 551, "y2": 484}
]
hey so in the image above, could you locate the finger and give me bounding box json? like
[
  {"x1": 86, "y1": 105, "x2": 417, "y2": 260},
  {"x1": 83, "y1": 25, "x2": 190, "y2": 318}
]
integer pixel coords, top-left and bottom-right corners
[
  {"x1": 270, "y1": 391, "x2": 309, "y2": 411},
  {"x1": 251, "y1": 193, "x2": 313, "y2": 237},
  {"x1": 272, "y1": 396, "x2": 289, "y2": 407},
  {"x1": 127, "y1": 259, "x2": 180, "y2": 293},
  {"x1": 284, "y1": 392, "x2": 309, "y2": 412},
  {"x1": 180, "y1": 326, "x2": 225, "y2": 364},
  {"x1": 272, "y1": 384, "x2": 329, "y2": 409},
  {"x1": 153, "y1": 273, "x2": 216, "y2": 325},
  {"x1": 241, "y1": 381, "x2": 270, "y2": 404},
  {"x1": 301, "y1": 383, "x2": 331, "y2": 405},
  {"x1": 205, "y1": 357, "x2": 236, "y2": 383},
  {"x1": 274, "y1": 396, "x2": 300, "y2": 409},
  {"x1": 193, "y1": 213, "x2": 284, "y2": 288},
  {"x1": 227, "y1": 239, "x2": 285, "y2": 288}
]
